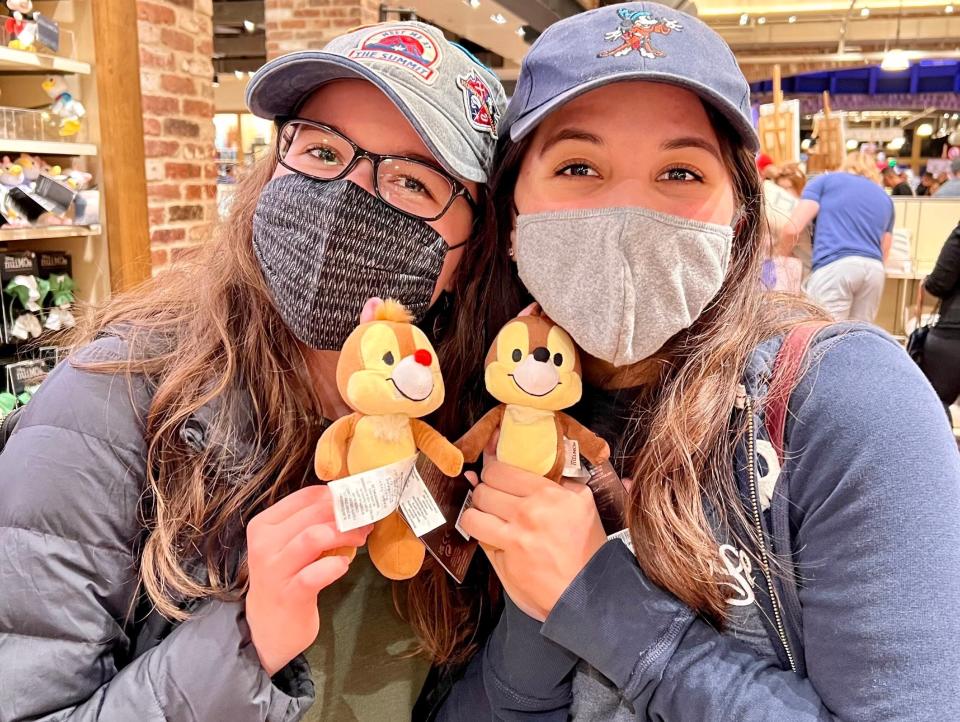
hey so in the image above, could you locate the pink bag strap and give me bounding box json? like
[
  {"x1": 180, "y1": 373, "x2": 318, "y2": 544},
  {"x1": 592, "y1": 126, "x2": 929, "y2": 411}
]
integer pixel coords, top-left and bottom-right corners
[{"x1": 764, "y1": 322, "x2": 831, "y2": 463}]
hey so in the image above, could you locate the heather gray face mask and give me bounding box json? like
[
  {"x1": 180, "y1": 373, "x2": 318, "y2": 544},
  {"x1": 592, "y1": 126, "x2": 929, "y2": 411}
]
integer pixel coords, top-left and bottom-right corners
[
  {"x1": 253, "y1": 174, "x2": 454, "y2": 350},
  {"x1": 515, "y1": 207, "x2": 733, "y2": 367}
]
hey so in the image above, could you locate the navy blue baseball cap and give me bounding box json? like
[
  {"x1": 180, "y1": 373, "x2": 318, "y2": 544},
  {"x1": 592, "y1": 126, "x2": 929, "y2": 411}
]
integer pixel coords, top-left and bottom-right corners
[{"x1": 501, "y1": 2, "x2": 759, "y2": 152}]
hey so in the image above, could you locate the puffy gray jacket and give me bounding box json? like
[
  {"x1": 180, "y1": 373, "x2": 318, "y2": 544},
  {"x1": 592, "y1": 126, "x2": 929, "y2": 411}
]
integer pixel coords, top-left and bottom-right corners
[{"x1": 0, "y1": 334, "x2": 315, "y2": 721}]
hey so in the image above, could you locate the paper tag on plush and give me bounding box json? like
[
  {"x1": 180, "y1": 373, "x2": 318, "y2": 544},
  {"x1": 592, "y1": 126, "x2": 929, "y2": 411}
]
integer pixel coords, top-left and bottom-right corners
[
  {"x1": 455, "y1": 489, "x2": 474, "y2": 541},
  {"x1": 562, "y1": 438, "x2": 591, "y2": 479},
  {"x1": 608, "y1": 528, "x2": 635, "y2": 554},
  {"x1": 415, "y1": 454, "x2": 478, "y2": 584},
  {"x1": 327, "y1": 455, "x2": 416, "y2": 532},
  {"x1": 399, "y1": 465, "x2": 447, "y2": 537}
]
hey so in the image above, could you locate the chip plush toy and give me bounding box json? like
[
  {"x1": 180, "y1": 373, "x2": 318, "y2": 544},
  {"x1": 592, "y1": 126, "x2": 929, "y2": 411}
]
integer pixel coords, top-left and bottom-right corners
[
  {"x1": 457, "y1": 306, "x2": 609, "y2": 480},
  {"x1": 314, "y1": 299, "x2": 463, "y2": 580}
]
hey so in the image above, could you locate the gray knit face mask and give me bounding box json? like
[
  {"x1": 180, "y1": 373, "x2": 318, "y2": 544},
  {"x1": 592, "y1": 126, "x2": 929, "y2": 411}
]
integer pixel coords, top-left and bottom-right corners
[
  {"x1": 515, "y1": 207, "x2": 733, "y2": 367},
  {"x1": 252, "y1": 174, "x2": 452, "y2": 350}
]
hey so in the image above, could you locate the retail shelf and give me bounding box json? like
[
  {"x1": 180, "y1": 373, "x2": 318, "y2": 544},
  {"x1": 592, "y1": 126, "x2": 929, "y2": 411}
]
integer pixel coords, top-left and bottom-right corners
[
  {"x1": 0, "y1": 47, "x2": 90, "y2": 75},
  {"x1": 0, "y1": 139, "x2": 97, "y2": 156},
  {"x1": 0, "y1": 224, "x2": 101, "y2": 242}
]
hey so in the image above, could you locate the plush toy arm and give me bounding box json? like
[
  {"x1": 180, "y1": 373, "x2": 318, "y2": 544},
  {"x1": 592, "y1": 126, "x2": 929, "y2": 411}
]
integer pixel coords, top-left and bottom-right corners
[
  {"x1": 410, "y1": 419, "x2": 464, "y2": 477},
  {"x1": 454, "y1": 405, "x2": 505, "y2": 463},
  {"x1": 558, "y1": 412, "x2": 610, "y2": 464},
  {"x1": 314, "y1": 414, "x2": 358, "y2": 480}
]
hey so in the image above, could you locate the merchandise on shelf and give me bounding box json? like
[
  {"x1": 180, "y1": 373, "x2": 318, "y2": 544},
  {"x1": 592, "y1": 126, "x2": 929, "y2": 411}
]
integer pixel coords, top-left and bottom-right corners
[
  {"x1": 41, "y1": 75, "x2": 85, "y2": 137},
  {"x1": 1, "y1": 248, "x2": 75, "y2": 344},
  {"x1": 0, "y1": 355, "x2": 46, "y2": 419},
  {"x1": 5, "y1": 0, "x2": 36, "y2": 52},
  {"x1": 0, "y1": 158, "x2": 95, "y2": 228}
]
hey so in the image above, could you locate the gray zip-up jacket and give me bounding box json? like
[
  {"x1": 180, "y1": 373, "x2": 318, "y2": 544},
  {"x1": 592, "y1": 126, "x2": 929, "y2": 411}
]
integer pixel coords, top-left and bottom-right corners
[
  {"x1": 0, "y1": 334, "x2": 314, "y2": 721},
  {"x1": 435, "y1": 324, "x2": 960, "y2": 721}
]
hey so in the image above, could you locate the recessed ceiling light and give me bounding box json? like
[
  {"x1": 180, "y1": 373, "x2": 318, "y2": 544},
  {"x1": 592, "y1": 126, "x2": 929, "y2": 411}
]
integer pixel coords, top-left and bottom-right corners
[
  {"x1": 243, "y1": 19, "x2": 255, "y2": 33},
  {"x1": 788, "y1": 15, "x2": 797, "y2": 23},
  {"x1": 917, "y1": 123, "x2": 934, "y2": 137},
  {"x1": 757, "y1": 16, "x2": 767, "y2": 25},
  {"x1": 860, "y1": 6, "x2": 870, "y2": 17},
  {"x1": 739, "y1": 13, "x2": 749, "y2": 25},
  {"x1": 234, "y1": 70, "x2": 243, "y2": 80},
  {"x1": 464, "y1": 0, "x2": 480, "y2": 8},
  {"x1": 947, "y1": 4, "x2": 955, "y2": 14},
  {"x1": 490, "y1": 13, "x2": 507, "y2": 24}
]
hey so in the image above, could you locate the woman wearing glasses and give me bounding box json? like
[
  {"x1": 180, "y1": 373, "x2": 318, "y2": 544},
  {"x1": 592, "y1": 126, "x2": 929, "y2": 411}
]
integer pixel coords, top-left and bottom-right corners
[{"x1": 0, "y1": 21, "x2": 505, "y2": 721}]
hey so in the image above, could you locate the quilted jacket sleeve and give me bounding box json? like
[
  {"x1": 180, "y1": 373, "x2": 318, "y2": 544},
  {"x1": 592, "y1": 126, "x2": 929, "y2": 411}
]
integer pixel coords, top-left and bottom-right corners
[{"x1": 0, "y1": 336, "x2": 314, "y2": 721}]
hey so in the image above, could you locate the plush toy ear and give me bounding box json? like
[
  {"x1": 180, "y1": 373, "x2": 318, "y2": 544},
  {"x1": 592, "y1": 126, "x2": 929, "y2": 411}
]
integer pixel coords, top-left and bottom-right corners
[
  {"x1": 517, "y1": 302, "x2": 541, "y2": 317},
  {"x1": 359, "y1": 296, "x2": 383, "y2": 324}
]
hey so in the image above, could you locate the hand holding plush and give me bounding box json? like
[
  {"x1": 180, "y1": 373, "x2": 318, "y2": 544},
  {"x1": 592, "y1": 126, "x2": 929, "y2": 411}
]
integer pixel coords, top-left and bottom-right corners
[
  {"x1": 313, "y1": 299, "x2": 463, "y2": 580},
  {"x1": 457, "y1": 305, "x2": 609, "y2": 481}
]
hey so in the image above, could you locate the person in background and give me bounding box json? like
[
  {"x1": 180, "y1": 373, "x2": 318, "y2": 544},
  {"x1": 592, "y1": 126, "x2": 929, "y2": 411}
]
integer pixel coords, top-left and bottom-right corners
[
  {"x1": 882, "y1": 166, "x2": 914, "y2": 196},
  {"x1": 756, "y1": 152, "x2": 778, "y2": 180},
  {"x1": 775, "y1": 162, "x2": 806, "y2": 197},
  {"x1": 780, "y1": 152, "x2": 894, "y2": 322},
  {"x1": 934, "y1": 158, "x2": 960, "y2": 197},
  {"x1": 916, "y1": 170, "x2": 937, "y2": 196},
  {"x1": 762, "y1": 168, "x2": 804, "y2": 292},
  {"x1": 921, "y1": 221, "x2": 960, "y2": 424}
]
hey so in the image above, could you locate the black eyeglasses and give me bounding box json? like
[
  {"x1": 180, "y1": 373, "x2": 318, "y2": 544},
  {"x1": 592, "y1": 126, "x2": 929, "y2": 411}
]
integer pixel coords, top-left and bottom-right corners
[{"x1": 276, "y1": 118, "x2": 477, "y2": 222}]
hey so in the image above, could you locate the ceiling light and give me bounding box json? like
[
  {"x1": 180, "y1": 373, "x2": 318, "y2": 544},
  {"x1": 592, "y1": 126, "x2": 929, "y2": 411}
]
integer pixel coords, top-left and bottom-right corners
[
  {"x1": 515, "y1": 26, "x2": 525, "y2": 37},
  {"x1": 739, "y1": 13, "x2": 749, "y2": 25},
  {"x1": 464, "y1": 0, "x2": 480, "y2": 8},
  {"x1": 860, "y1": 6, "x2": 871, "y2": 17},
  {"x1": 234, "y1": 70, "x2": 243, "y2": 80},
  {"x1": 801, "y1": 138, "x2": 812, "y2": 151},
  {"x1": 953, "y1": 113, "x2": 959, "y2": 120},
  {"x1": 888, "y1": 137, "x2": 906, "y2": 150},
  {"x1": 947, "y1": 4, "x2": 955, "y2": 14},
  {"x1": 917, "y1": 123, "x2": 934, "y2": 137},
  {"x1": 490, "y1": 13, "x2": 507, "y2": 24},
  {"x1": 881, "y1": 48, "x2": 910, "y2": 71},
  {"x1": 757, "y1": 16, "x2": 767, "y2": 24},
  {"x1": 846, "y1": 139, "x2": 860, "y2": 150},
  {"x1": 788, "y1": 15, "x2": 797, "y2": 23},
  {"x1": 243, "y1": 19, "x2": 255, "y2": 33}
]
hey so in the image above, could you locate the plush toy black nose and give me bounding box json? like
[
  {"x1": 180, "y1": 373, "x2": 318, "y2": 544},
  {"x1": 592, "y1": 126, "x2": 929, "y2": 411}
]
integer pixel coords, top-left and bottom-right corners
[{"x1": 532, "y1": 347, "x2": 550, "y2": 363}]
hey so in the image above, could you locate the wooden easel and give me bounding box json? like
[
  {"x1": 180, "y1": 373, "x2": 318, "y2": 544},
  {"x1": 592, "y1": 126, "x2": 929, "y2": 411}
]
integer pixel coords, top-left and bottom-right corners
[
  {"x1": 808, "y1": 91, "x2": 845, "y2": 172},
  {"x1": 758, "y1": 65, "x2": 799, "y2": 164}
]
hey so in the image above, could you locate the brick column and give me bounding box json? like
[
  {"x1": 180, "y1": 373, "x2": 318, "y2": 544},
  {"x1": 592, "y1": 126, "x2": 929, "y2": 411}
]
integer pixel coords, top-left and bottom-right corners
[
  {"x1": 136, "y1": 0, "x2": 216, "y2": 272},
  {"x1": 264, "y1": 0, "x2": 380, "y2": 60}
]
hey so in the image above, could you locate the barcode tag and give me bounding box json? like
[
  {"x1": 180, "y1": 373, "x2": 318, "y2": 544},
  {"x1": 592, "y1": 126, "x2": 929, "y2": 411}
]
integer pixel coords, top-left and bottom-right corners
[
  {"x1": 607, "y1": 528, "x2": 635, "y2": 554},
  {"x1": 454, "y1": 489, "x2": 474, "y2": 540},
  {"x1": 327, "y1": 456, "x2": 416, "y2": 532},
  {"x1": 399, "y1": 465, "x2": 447, "y2": 537}
]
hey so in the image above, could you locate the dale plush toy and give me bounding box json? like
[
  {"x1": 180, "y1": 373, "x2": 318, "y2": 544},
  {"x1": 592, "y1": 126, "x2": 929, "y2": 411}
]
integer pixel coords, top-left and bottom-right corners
[
  {"x1": 457, "y1": 305, "x2": 610, "y2": 480},
  {"x1": 314, "y1": 299, "x2": 463, "y2": 580}
]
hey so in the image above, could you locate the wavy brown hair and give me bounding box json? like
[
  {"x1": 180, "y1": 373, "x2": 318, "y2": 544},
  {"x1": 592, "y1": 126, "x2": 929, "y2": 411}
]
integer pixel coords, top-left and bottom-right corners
[
  {"x1": 404, "y1": 106, "x2": 828, "y2": 666},
  {"x1": 67, "y1": 139, "x2": 497, "y2": 620}
]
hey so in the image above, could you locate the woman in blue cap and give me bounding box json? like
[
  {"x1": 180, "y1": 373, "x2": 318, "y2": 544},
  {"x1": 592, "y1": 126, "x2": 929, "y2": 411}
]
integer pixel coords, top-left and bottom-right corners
[
  {"x1": 410, "y1": 3, "x2": 960, "y2": 719},
  {"x1": 0, "y1": 21, "x2": 505, "y2": 720}
]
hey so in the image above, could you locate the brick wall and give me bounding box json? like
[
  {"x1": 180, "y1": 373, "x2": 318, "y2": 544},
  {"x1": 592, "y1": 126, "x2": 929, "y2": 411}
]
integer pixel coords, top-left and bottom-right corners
[
  {"x1": 264, "y1": 0, "x2": 380, "y2": 59},
  {"x1": 137, "y1": 0, "x2": 217, "y2": 272}
]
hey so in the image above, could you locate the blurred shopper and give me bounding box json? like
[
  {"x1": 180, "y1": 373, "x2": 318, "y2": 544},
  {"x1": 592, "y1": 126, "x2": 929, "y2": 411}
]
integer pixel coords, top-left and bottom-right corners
[
  {"x1": 775, "y1": 162, "x2": 806, "y2": 197},
  {"x1": 883, "y1": 166, "x2": 914, "y2": 195},
  {"x1": 762, "y1": 173, "x2": 804, "y2": 292},
  {"x1": 921, "y1": 221, "x2": 960, "y2": 423},
  {"x1": 780, "y1": 153, "x2": 893, "y2": 321},
  {"x1": 916, "y1": 170, "x2": 937, "y2": 196},
  {"x1": 0, "y1": 20, "x2": 505, "y2": 721},
  {"x1": 934, "y1": 158, "x2": 960, "y2": 197}
]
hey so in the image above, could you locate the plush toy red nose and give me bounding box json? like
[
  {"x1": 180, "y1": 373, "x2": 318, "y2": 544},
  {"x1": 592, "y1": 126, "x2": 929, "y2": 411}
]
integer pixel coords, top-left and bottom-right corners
[{"x1": 414, "y1": 349, "x2": 432, "y2": 366}]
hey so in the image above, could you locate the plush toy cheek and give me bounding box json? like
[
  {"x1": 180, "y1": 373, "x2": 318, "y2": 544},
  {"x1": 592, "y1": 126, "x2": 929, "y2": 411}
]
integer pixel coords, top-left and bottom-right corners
[
  {"x1": 511, "y1": 356, "x2": 560, "y2": 397},
  {"x1": 391, "y1": 356, "x2": 434, "y2": 402}
]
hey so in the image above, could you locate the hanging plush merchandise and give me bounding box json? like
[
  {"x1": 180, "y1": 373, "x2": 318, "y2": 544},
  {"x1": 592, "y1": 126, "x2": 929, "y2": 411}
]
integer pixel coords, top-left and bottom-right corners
[
  {"x1": 0, "y1": 156, "x2": 24, "y2": 187},
  {"x1": 43, "y1": 272, "x2": 75, "y2": 331},
  {"x1": 41, "y1": 75, "x2": 85, "y2": 137},
  {"x1": 5, "y1": 0, "x2": 36, "y2": 52},
  {"x1": 5, "y1": 273, "x2": 46, "y2": 340}
]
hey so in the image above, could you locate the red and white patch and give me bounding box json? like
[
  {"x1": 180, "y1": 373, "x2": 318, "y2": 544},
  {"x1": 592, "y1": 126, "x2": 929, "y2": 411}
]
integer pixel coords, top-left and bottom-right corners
[
  {"x1": 348, "y1": 27, "x2": 441, "y2": 84},
  {"x1": 457, "y1": 70, "x2": 499, "y2": 138}
]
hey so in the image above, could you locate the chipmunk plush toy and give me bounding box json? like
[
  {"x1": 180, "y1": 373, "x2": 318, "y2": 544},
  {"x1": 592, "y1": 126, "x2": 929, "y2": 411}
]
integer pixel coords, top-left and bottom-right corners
[
  {"x1": 457, "y1": 305, "x2": 610, "y2": 480},
  {"x1": 314, "y1": 299, "x2": 463, "y2": 580}
]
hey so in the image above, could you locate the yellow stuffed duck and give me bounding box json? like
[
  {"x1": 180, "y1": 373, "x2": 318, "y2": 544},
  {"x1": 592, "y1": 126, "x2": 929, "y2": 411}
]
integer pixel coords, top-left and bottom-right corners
[
  {"x1": 314, "y1": 298, "x2": 463, "y2": 580},
  {"x1": 456, "y1": 304, "x2": 609, "y2": 481}
]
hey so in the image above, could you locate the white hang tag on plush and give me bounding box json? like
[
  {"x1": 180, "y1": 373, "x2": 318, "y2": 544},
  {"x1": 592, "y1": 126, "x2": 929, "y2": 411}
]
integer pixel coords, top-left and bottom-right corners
[
  {"x1": 607, "y1": 528, "x2": 635, "y2": 554},
  {"x1": 562, "y1": 438, "x2": 590, "y2": 479},
  {"x1": 327, "y1": 455, "x2": 416, "y2": 532},
  {"x1": 455, "y1": 489, "x2": 474, "y2": 541},
  {"x1": 399, "y1": 465, "x2": 447, "y2": 537}
]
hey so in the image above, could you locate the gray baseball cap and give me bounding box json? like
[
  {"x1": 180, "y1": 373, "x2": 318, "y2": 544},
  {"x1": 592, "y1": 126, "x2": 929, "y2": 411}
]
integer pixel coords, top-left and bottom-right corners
[
  {"x1": 501, "y1": 2, "x2": 759, "y2": 152},
  {"x1": 246, "y1": 21, "x2": 507, "y2": 183}
]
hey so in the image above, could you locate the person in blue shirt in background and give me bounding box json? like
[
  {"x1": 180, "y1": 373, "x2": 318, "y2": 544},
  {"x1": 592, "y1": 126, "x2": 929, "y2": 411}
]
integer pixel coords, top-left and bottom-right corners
[{"x1": 780, "y1": 153, "x2": 894, "y2": 322}]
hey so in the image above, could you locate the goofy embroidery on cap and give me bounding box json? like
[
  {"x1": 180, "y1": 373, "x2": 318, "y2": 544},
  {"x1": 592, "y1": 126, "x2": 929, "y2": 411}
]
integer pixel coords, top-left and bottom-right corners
[
  {"x1": 348, "y1": 26, "x2": 441, "y2": 83},
  {"x1": 598, "y1": 8, "x2": 683, "y2": 60},
  {"x1": 457, "y1": 70, "x2": 500, "y2": 139}
]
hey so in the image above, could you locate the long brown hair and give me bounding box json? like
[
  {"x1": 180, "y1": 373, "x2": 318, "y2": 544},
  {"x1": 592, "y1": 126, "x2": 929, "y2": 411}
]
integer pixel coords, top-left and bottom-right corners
[
  {"x1": 68, "y1": 137, "x2": 497, "y2": 620},
  {"x1": 404, "y1": 106, "x2": 828, "y2": 665}
]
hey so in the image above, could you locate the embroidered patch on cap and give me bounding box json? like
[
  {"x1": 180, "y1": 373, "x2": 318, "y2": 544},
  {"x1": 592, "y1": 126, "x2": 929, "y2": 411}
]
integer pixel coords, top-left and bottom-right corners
[
  {"x1": 597, "y1": 7, "x2": 683, "y2": 60},
  {"x1": 348, "y1": 27, "x2": 442, "y2": 83},
  {"x1": 457, "y1": 70, "x2": 500, "y2": 138}
]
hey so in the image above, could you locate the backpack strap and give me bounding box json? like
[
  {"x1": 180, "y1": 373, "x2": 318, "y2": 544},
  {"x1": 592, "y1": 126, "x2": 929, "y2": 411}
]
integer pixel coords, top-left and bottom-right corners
[{"x1": 764, "y1": 322, "x2": 831, "y2": 464}]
